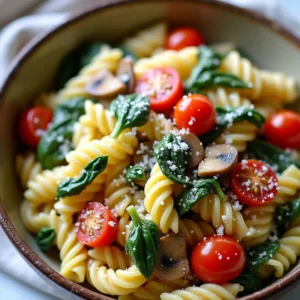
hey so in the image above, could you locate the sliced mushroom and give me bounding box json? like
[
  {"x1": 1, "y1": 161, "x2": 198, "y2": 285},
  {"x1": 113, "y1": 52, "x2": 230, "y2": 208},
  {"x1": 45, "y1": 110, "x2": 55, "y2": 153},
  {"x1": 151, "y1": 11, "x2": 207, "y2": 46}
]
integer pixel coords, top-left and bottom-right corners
[
  {"x1": 198, "y1": 144, "x2": 238, "y2": 177},
  {"x1": 154, "y1": 233, "x2": 190, "y2": 281},
  {"x1": 86, "y1": 69, "x2": 126, "y2": 99},
  {"x1": 179, "y1": 132, "x2": 204, "y2": 169},
  {"x1": 117, "y1": 57, "x2": 136, "y2": 93}
]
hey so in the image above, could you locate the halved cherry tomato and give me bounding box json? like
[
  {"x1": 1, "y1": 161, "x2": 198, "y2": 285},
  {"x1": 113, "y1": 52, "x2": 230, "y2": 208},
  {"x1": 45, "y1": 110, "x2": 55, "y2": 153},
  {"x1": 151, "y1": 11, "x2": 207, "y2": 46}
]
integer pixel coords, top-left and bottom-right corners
[
  {"x1": 264, "y1": 110, "x2": 300, "y2": 149},
  {"x1": 166, "y1": 27, "x2": 205, "y2": 50},
  {"x1": 135, "y1": 67, "x2": 183, "y2": 112},
  {"x1": 76, "y1": 202, "x2": 118, "y2": 248},
  {"x1": 18, "y1": 106, "x2": 52, "y2": 148},
  {"x1": 231, "y1": 160, "x2": 279, "y2": 206},
  {"x1": 191, "y1": 236, "x2": 246, "y2": 284},
  {"x1": 174, "y1": 94, "x2": 215, "y2": 135}
]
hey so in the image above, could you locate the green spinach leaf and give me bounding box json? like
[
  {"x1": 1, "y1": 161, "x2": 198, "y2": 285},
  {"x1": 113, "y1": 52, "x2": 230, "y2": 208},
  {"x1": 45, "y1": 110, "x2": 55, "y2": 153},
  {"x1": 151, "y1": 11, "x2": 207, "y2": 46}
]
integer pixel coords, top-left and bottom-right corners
[
  {"x1": 249, "y1": 141, "x2": 300, "y2": 173},
  {"x1": 79, "y1": 42, "x2": 106, "y2": 68},
  {"x1": 233, "y1": 272, "x2": 265, "y2": 296},
  {"x1": 116, "y1": 45, "x2": 137, "y2": 61},
  {"x1": 275, "y1": 199, "x2": 300, "y2": 236},
  {"x1": 110, "y1": 94, "x2": 150, "y2": 138},
  {"x1": 36, "y1": 228, "x2": 56, "y2": 251},
  {"x1": 176, "y1": 179, "x2": 225, "y2": 216},
  {"x1": 154, "y1": 133, "x2": 190, "y2": 186},
  {"x1": 201, "y1": 106, "x2": 265, "y2": 145},
  {"x1": 246, "y1": 241, "x2": 280, "y2": 274},
  {"x1": 126, "y1": 165, "x2": 145, "y2": 184},
  {"x1": 125, "y1": 206, "x2": 160, "y2": 279},
  {"x1": 56, "y1": 156, "x2": 108, "y2": 198}
]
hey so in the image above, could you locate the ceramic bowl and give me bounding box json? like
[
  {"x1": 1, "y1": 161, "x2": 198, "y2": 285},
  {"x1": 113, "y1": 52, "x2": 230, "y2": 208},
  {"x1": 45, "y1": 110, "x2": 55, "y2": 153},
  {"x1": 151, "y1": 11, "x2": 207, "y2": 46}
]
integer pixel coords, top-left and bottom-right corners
[{"x1": 0, "y1": 0, "x2": 299, "y2": 299}]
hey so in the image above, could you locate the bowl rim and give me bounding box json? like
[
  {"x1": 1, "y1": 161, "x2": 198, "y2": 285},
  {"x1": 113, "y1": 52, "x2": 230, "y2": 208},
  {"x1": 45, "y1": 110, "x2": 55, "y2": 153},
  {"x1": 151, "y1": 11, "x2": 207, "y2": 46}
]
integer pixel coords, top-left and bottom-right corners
[{"x1": 0, "y1": 0, "x2": 299, "y2": 299}]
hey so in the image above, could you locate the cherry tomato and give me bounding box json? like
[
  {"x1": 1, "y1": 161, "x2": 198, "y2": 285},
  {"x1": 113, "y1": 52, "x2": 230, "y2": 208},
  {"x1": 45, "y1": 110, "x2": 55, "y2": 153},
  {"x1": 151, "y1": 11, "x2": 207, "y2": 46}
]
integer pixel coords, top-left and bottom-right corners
[
  {"x1": 76, "y1": 202, "x2": 118, "y2": 248},
  {"x1": 18, "y1": 106, "x2": 52, "y2": 148},
  {"x1": 191, "y1": 236, "x2": 246, "y2": 284},
  {"x1": 231, "y1": 160, "x2": 279, "y2": 206},
  {"x1": 174, "y1": 94, "x2": 215, "y2": 135},
  {"x1": 264, "y1": 110, "x2": 300, "y2": 149},
  {"x1": 166, "y1": 27, "x2": 205, "y2": 50},
  {"x1": 135, "y1": 67, "x2": 183, "y2": 112}
]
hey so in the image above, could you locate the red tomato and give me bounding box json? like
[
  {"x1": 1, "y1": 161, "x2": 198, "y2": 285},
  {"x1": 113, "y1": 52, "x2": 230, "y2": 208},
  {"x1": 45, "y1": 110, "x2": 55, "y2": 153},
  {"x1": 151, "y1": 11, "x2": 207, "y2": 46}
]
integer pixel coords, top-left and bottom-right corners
[
  {"x1": 166, "y1": 27, "x2": 205, "y2": 50},
  {"x1": 231, "y1": 160, "x2": 279, "y2": 206},
  {"x1": 191, "y1": 236, "x2": 246, "y2": 284},
  {"x1": 264, "y1": 110, "x2": 300, "y2": 149},
  {"x1": 135, "y1": 67, "x2": 183, "y2": 112},
  {"x1": 76, "y1": 202, "x2": 118, "y2": 248},
  {"x1": 174, "y1": 94, "x2": 215, "y2": 135},
  {"x1": 18, "y1": 106, "x2": 52, "y2": 147}
]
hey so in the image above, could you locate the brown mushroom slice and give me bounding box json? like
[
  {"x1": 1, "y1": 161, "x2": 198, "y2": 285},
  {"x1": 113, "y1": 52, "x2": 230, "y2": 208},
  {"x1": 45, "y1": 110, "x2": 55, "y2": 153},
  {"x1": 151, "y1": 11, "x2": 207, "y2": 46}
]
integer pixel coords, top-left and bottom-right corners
[
  {"x1": 117, "y1": 57, "x2": 136, "y2": 93},
  {"x1": 198, "y1": 144, "x2": 238, "y2": 177},
  {"x1": 86, "y1": 69, "x2": 126, "y2": 99},
  {"x1": 154, "y1": 233, "x2": 190, "y2": 281},
  {"x1": 179, "y1": 132, "x2": 204, "y2": 169}
]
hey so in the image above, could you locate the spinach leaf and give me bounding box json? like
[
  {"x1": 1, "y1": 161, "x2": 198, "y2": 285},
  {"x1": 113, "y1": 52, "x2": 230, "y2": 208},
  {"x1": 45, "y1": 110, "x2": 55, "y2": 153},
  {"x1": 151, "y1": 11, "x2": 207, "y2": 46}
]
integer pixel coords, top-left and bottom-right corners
[
  {"x1": 275, "y1": 199, "x2": 300, "y2": 236},
  {"x1": 176, "y1": 178, "x2": 225, "y2": 216},
  {"x1": 246, "y1": 241, "x2": 280, "y2": 274},
  {"x1": 154, "y1": 133, "x2": 190, "y2": 186},
  {"x1": 116, "y1": 45, "x2": 137, "y2": 61},
  {"x1": 201, "y1": 106, "x2": 265, "y2": 145},
  {"x1": 185, "y1": 46, "x2": 250, "y2": 92},
  {"x1": 125, "y1": 205, "x2": 160, "y2": 279},
  {"x1": 79, "y1": 42, "x2": 106, "y2": 68},
  {"x1": 234, "y1": 272, "x2": 265, "y2": 296},
  {"x1": 249, "y1": 141, "x2": 300, "y2": 173},
  {"x1": 126, "y1": 165, "x2": 145, "y2": 184},
  {"x1": 36, "y1": 228, "x2": 56, "y2": 251},
  {"x1": 56, "y1": 156, "x2": 108, "y2": 198},
  {"x1": 37, "y1": 98, "x2": 87, "y2": 169},
  {"x1": 110, "y1": 94, "x2": 150, "y2": 138}
]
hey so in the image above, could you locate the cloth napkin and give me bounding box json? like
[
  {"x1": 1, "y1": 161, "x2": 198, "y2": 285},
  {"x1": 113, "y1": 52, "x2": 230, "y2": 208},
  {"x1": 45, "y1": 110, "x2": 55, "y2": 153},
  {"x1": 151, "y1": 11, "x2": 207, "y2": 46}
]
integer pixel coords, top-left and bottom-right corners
[{"x1": 0, "y1": 0, "x2": 299, "y2": 298}]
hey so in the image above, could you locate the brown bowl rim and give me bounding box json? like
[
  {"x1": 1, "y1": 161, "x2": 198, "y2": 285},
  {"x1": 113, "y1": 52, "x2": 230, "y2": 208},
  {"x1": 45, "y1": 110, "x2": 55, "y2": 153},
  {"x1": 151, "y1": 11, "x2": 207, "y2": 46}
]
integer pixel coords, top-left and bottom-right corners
[{"x1": 0, "y1": 0, "x2": 299, "y2": 299}]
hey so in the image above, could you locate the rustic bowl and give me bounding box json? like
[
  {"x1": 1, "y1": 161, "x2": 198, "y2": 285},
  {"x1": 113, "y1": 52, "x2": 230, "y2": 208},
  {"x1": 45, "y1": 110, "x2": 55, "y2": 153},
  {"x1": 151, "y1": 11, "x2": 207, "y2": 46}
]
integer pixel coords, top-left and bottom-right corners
[{"x1": 0, "y1": 0, "x2": 299, "y2": 299}]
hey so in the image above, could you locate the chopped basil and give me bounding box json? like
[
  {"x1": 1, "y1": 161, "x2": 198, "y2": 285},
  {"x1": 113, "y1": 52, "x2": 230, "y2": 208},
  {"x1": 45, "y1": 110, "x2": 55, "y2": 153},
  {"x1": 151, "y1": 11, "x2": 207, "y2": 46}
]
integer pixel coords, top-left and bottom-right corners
[
  {"x1": 275, "y1": 199, "x2": 300, "y2": 236},
  {"x1": 56, "y1": 156, "x2": 108, "y2": 198},
  {"x1": 154, "y1": 133, "x2": 190, "y2": 186},
  {"x1": 110, "y1": 94, "x2": 150, "y2": 138},
  {"x1": 175, "y1": 178, "x2": 225, "y2": 216},
  {"x1": 126, "y1": 165, "x2": 146, "y2": 184},
  {"x1": 249, "y1": 141, "x2": 300, "y2": 173},
  {"x1": 36, "y1": 228, "x2": 56, "y2": 251},
  {"x1": 125, "y1": 206, "x2": 160, "y2": 279},
  {"x1": 201, "y1": 106, "x2": 265, "y2": 145}
]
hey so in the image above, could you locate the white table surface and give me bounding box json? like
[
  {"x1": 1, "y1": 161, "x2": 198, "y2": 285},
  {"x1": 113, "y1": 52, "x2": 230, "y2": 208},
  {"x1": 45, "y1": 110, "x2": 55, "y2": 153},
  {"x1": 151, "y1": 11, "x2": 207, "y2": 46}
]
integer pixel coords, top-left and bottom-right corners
[{"x1": 1, "y1": 0, "x2": 300, "y2": 299}]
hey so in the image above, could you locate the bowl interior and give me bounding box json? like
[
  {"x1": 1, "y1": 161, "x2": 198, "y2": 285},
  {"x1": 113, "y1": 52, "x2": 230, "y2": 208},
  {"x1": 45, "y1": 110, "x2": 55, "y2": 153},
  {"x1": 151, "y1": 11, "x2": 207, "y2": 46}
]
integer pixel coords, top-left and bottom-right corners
[{"x1": 0, "y1": 0, "x2": 299, "y2": 299}]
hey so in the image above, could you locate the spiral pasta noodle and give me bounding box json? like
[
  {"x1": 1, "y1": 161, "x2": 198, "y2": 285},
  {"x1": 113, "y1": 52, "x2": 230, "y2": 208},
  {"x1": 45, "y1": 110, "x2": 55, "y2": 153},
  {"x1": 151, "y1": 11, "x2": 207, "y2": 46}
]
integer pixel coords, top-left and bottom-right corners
[
  {"x1": 193, "y1": 194, "x2": 254, "y2": 240},
  {"x1": 16, "y1": 152, "x2": 42, "y2": 189},
  {"x1": 134, "y1": 47, "x2": 198, "y2": 80},
  {"x1": 55, "y1": 46, "x2": 123, "y2": 103},
  {"x1": 72, "y1": 121, "x2": 102, "y2": 148},
  {"x1": 144, "y1": 163, "x2": 179, "y2": 234},
  {"x1": 160, "y1": 283, "x2": 244, "y2": 300},
  {"x1": 220, "y1": 51, "x2": 297, "y2": 103},
  {"x1": 121, "y1": 22, "x2": 167, "y2": 58},
  {"x1": 49, "y1": 209, "x2": 88, "y2": 283},
  {"x1": 242, "y1": 203, "x2": 276, "y2": 248},
  {"x1": 258, "y1": 225, "x2": 300, "y2": 279}
]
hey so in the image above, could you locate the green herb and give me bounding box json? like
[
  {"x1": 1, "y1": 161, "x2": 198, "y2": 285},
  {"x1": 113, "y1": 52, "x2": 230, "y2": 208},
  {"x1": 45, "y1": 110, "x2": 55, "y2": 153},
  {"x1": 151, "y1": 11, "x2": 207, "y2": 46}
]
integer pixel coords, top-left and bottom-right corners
[
  {"x1": 116, "y1": 45, "x2": 137, "y2": 61},
  {"x1": 246, "y1": 241, "x2": 280, "y2": 274},
  {"x1": 37, "y1": 98, "x2": 87, "y2": 169},
  {"x1": 79, "y1": 42, "x2": 106, "y2": 68},
  {"x1": 36, "y1": 228, "x2": 56, "y2": 251},
  {"x1": 201, "y1": 107, "x2": 265, "y2": 144},
  {"x1": 56, "y1": 156, "x2": 108, "y2": 198},
  {"x1": 185, "y1": 46, "x2": 250, "y2": 91},
  {"x1": 176, "y1": 178, "x2": 225, "y2": 216},
  {"x1": 275, "y1": 199, "x2": 300, "y2": 236},
  {"x1": 125, "y1": 206, "x2": 160, "y2": 279},
  {"x1": 110, "y1": 94, "x2": 150, "y2": 138},
  {"x1": 126, "y1": 165, "x2": 146, "y2": 184},
  {"x1": 154, "y1": 133, "x2": 190, "y2": 186},
  {"x1": 234, "y1": 272, "x2": 265, "y2": 296},
  {"x1": 249, "y1": 141, "x2": 300, "y2": 173}
]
